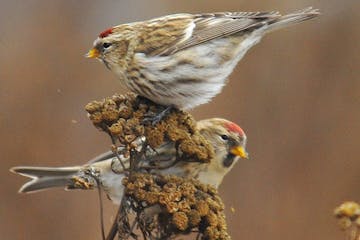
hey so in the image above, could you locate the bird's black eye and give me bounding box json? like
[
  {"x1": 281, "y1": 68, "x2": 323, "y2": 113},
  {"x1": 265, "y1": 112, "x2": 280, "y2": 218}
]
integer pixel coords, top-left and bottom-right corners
[
  {"x1": 221, "y1": 135, "x2": 229, "y2": 140},
  {"x1": 102, "y1": 42, "x2": 112, "y2": 49}
]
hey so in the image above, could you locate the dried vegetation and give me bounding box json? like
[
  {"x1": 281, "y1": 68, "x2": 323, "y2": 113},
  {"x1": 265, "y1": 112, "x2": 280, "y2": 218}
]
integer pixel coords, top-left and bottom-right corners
[{"x1": 84, "y1": 93, "x2": 230, "y2": 240}]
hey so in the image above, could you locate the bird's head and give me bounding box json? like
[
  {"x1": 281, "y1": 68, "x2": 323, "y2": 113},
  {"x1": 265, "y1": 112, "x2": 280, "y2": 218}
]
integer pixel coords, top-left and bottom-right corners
[
  {"x1": 86, "y1": 26, "x2": 131, "y2": 72},
  {"x1": 197, "y1": 118, "x2": 248, "y2": 186}
]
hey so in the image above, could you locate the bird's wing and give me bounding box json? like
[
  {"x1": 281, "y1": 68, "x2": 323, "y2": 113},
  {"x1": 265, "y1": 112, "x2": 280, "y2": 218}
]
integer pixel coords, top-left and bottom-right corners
[
  {"x1": 137, "y1": 11, "x2": 280, "y2": 56},
  {"x1": 87, "y1": 141, "x2": 177, "y2": 168},
  {"x1": 146, "y1": 142, "x2": 177, "y2": 163},
  {"x1": 87, "y1": 137, "x2": 146, "y2": 164}
]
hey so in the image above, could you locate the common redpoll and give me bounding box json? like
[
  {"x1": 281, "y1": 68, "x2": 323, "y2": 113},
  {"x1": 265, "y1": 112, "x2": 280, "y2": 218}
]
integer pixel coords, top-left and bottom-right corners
[
  {"x1": 11, "y1": 118, "x2": 248, "y2": 204},
  {"x1": 86, "y1": 8, "x2": 319, "y2": 110}
]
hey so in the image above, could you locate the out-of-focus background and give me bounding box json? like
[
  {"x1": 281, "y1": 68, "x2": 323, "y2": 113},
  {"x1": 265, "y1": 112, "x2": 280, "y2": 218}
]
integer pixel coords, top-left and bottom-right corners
[{"x1": 1, "y1": 0, "x2": 359, "y2": 239}]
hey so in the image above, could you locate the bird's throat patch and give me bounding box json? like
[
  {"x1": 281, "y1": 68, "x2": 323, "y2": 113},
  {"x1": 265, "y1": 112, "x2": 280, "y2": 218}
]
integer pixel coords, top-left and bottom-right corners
[{"x1": 223, "y1": 153, "x2": 236, "y2": 167}]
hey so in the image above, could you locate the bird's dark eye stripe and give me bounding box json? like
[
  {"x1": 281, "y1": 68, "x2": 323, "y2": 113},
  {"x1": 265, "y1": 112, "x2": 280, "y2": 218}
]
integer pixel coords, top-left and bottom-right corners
[
  {"x1": 221, "y1": 135, "x2": 229, "y2": 140},
  {"x1": 103, "y1": 42, "x2": 112, "y2": 48}
]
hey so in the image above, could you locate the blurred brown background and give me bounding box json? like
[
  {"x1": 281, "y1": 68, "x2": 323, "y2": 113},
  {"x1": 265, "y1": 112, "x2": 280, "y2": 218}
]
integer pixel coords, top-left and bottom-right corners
[{"x1": 1, "y1": 0, "x2": 359, "y2": 239}]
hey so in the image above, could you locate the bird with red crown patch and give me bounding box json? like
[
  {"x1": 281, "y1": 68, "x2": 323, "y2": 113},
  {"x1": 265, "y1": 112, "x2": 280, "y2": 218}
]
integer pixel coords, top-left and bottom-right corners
[
  {"x1": 86, "y1": 8, "x2": 319, "y2": 111},
  {"x1": 11, "y1": 118, "x2": 248, "y2": 204}
]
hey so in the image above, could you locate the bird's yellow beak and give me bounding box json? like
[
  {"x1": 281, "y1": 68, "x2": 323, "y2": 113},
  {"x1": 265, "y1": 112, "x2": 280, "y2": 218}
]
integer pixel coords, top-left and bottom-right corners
[
  {"x1": 85, "y1": 48, "x2": 99, "y2": 59},
  {"x1": 230, "y1": 146, "x2": 249, "y2": 159}
]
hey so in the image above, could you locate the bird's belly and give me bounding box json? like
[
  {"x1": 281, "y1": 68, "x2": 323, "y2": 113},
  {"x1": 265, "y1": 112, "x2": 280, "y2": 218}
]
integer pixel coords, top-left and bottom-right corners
[
  {"x1": 132, "y1": 35, "x2": 262, "y2": 109},
  {"x1": 100, "y1": 171, "x2": 125, "y2": 205}
]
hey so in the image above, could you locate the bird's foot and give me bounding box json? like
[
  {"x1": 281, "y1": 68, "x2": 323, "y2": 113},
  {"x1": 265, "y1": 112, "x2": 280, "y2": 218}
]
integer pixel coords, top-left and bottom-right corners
[{"x1": 143, "y1": 105, "x2": 174, "y2": 126}]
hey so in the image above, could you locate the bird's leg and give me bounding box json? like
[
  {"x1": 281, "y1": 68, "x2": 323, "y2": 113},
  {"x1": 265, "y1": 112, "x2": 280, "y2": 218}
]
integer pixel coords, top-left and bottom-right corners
[{"x1": 143, "y1": 105, "x2": 175, "y2": 125}]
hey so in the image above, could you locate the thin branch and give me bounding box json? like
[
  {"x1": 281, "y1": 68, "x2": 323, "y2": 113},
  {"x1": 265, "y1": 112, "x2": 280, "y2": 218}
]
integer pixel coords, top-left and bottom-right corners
[{"x1": 105, "y1": 206, "x2": 121, "y2": 240}]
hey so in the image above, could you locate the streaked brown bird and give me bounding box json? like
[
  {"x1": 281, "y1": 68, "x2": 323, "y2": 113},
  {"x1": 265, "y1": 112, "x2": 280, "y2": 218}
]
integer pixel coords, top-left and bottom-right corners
[
  {"x1": 87, "y1": 7, "x2": 319, "y2": 110},
  {"x1": 11, "y1": 118, "x2": 248, "y2": 204}
]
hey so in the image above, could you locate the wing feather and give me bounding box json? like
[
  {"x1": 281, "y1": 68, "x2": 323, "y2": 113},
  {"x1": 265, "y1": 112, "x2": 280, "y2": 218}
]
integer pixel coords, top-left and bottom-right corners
[
  {"x1": 157, "y1": 11, "x2": 281, "y2": 56},
  {"x1": 137, "y1": 9, "x2": 319, "y2": 56}
]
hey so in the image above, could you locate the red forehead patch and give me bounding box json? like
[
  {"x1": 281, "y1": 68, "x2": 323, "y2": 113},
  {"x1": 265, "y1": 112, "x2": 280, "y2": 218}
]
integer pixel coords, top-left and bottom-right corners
[
  {"x1": 225, "y1": 122, "x2": 245, "y2": 136},
  {"x1": 99, "y1": 28, "x2": 113, "y2": 38}
]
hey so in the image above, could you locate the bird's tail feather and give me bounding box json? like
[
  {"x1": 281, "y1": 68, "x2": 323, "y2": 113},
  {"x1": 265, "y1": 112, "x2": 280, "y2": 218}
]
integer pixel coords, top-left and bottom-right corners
[
  {"x1": 10, "y1": 166, "x2": 81, "y2": 193},
  {"x1": 268, "y1": 7, "x2": 320, "y2": 32}
]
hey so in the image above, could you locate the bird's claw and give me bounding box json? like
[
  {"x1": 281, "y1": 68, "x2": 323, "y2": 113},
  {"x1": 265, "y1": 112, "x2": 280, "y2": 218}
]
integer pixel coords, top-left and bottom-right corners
[
  {"x1": 142, "y1": 114, "x2": 163, "y2": 126},
  {"x1": 142, "y1": 106, "x2": 174, "y2": 126}
]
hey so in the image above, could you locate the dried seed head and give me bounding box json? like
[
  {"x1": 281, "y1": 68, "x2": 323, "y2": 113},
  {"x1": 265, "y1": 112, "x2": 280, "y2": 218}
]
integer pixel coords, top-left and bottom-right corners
[
  {"x1": 172, "y1": 212, "x2": 189, "y2": 231},
  {"x1": 85, "y1": 92, "x2": 213, "y2": 164},
  {"x1": 188, "y1": 209, "x2": 201, "y2": 227},
  {"x1": 337, "y1": 217, "x2": 352, "y2": 230},
  {"x1": 122, "y1": 173, "x2": 229, "y2": 239},
  {"x1": 334, "y1": 201, "x2": 360, "y2": 219}
]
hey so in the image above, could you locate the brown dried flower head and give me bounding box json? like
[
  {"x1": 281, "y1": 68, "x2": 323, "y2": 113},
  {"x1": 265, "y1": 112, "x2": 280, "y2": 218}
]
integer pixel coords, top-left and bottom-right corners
[
  {"x1": 123, "y1": 173, "x2": 230, "y2": 240},
  {"x1": 85, "y1": 93, "x2": 213, "y2": 163},
  {"x1": 334, "y1": 201, "x2": 360, "y2": 240}
]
